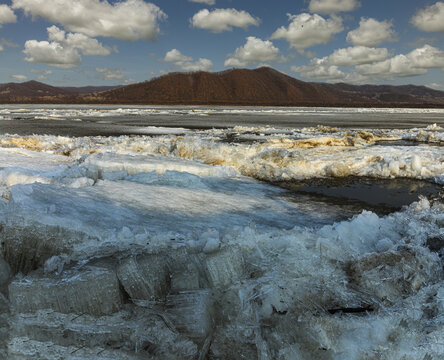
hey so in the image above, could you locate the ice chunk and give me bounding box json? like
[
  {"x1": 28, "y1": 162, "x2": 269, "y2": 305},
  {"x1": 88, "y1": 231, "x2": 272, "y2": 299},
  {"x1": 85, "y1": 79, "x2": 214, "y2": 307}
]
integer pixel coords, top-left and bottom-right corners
[
  {"x1": 6, "y1": 337, "x2": 148, "y2": 359},
  {"x1": 166, "y1": 289, "x2": 213, "y2": 341},
  {"x1": 347, "y1": 248, "x2": 441, "y2": 303},
  {"x1": 201, "y1": 229, "x2": 220, "y2": 254},
  {"x1": 167, "y1": 248, "x2": 203, "y2": 292},
  {"x1": 116, "y1": 254, "x2": 170, "y2": 301},
  {"x1": 9, "y1": 266, "x2": 122, "y2": 315},
  {"x1": 204, "y1": 246, "x2": 245, "y2": 288},
  {"x1": 9, "y1": 309, "x2": 198, "y2": 359},
  {"x1": 1, "y1": 223, "x2": 96, "y2": 274}
]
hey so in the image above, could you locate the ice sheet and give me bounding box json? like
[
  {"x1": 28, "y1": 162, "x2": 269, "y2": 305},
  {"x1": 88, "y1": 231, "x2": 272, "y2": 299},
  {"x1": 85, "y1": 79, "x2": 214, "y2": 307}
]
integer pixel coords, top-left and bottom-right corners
[{"x1": 0, "y1": 122, "x2": 443, "y2": 359}]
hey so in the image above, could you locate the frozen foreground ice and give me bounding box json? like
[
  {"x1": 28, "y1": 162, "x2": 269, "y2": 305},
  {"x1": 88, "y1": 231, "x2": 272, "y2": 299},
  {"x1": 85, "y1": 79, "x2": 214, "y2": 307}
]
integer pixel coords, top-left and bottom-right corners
[{"x1": 0, "y1": 122, "x2": 444, "y2": 359}]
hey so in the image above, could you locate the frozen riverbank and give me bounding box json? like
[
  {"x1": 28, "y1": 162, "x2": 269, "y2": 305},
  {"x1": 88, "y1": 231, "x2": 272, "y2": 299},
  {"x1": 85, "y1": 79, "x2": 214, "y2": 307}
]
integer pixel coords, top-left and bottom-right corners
[{"x1": 0, "y1": 116, "x2": 443, "y2": 359}]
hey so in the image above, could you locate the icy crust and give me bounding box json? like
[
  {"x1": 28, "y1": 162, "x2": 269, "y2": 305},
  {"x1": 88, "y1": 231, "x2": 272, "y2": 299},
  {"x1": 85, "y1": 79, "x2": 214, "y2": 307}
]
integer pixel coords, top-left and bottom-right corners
[
  {"x1": 1, "y1": 124, "x2": 443, "y2": 184},
  {"x1": 2, "y1": 105, "x2": 444, "y2": 119},
  {"x1": 0, "y1": 126, "x2": 443, "y2": 359},
  {"x1": 1, "y1": 195, "x2": 444, "y2": 358}
]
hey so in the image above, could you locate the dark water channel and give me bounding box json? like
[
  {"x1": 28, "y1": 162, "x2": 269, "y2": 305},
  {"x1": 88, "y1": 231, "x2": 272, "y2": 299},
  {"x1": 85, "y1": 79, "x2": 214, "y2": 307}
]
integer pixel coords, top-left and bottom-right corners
[{"x1": 277, "y1": 177, "x2": 443, "y2": 216}]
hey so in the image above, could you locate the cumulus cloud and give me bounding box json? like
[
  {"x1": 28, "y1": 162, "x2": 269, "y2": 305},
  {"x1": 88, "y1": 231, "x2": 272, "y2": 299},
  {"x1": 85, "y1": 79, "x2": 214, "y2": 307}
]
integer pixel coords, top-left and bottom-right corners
[
  {"x1": 190, "y1": 8, "x2": 260, "y2": 33},
  {"x1": 309, "y1": 0, "x2": 360, "y2": 14},
  {"x1": 164, "y1": 49, "x2": 213, "y2": 72},
  {"x1": 346, "y1": 18, "x2": 396, "y2": 47},
  {"x1": 12, "y1": 0, "x2": 166, "y2": 41},
  {"x1": 326, "y1": 46, "x2": 389, "y2": 66},
  {"x1": 189, "y1": 0, "x2": 215, "y2": 5},
  {"x1": 11, "y1": 74, "x2": 28, "y2": 81},
  {"x1": 411, "y1": 2, "x2": 444, "y2": 32},
  {"x1": 95, "y1": 67, "x2": 125, "y2": 80},
  {"x1": 23, "y1": 26, "x2": 110, "y2": 68},
  {"x1": 292, "y1": 61, "x2": 370, "y2": 83},
  {"x1": 164, "y1": 49, "x2": 192, "y2": 63},
  {"x1": 293, "y1": 62, "x2": 345, "y2": 80},
  {"x1": 0, "y1": 5, "x2": 17, "y2": 27},
  {"x1": 224, "y1": 37, "x2": 283, "y2": 67},
  {"x1": 356, "y1": 45, "x2": 444, "y2": 77},
  {"x1": 30, "y1": 69, "x2": 53, "y2": 75},
  {"x1": 271, "y1": 13, "x2": 343, "y2": 50}
]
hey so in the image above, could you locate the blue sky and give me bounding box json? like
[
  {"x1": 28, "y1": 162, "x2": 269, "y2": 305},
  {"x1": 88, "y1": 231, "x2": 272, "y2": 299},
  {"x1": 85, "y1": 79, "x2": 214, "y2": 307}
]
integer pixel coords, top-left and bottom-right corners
[{"x1": 1, "y1": 0, "x2": 444, "y2": 88}]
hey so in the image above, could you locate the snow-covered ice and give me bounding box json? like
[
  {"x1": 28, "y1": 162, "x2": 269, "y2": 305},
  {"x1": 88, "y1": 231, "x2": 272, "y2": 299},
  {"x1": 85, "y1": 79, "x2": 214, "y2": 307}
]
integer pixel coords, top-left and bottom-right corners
[{"x1": 0, "y1": 111, "x2": 444, "y2": 359}]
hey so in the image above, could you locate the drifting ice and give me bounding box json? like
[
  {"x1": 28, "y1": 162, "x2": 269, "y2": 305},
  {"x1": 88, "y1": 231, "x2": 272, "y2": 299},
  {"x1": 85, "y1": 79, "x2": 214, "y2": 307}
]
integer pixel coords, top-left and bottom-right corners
[{"x1": 0, "y1": 123, "x2": 443, "y2": 359}]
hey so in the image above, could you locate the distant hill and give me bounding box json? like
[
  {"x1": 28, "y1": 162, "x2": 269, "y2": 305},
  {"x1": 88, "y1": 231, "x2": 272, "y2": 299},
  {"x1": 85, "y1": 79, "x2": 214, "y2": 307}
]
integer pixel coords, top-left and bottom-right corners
[
  {"x1": 1, "y1": 68, "x2": 444, "y2": 107},
  {"x1": 0, "y1": 80, "x2": 72, "y2": 102},
  {"x1": 86, "y1": 67, "x2": 339, "y2": 106},
  {"x1": 315, "y1": 82, "x2": 444, "y2": 105},
  {"x1": 61, "y1": 85, "x2": 122, "y2": 94}
]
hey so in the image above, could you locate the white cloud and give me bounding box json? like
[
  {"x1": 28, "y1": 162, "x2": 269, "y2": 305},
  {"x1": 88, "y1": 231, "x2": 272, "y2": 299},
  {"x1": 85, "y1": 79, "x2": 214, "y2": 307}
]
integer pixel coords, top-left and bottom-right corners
[
  {"x1": 356, "y1": 45, "x2": 444, "y2": 78},
  {"x1": 411, "y1": 2, "x2": 444, "y2": 32},
  {"x1": 30, "y1": 69, "x2": 53, "y2": 75},
  {"x1": 326, "y1": 46, "x2": 389, "y2": 66},
  {"x1": 357, "y1": 55, "x2": 427, "y2": 77},
  {"x1": 47, "y1": 26, "x2": 110, "y2": 56},
  {"x1": 292, "y1": 61, "x2": 370, "y2": 83},
  {"x1": 293, "y1": 62, "x2": 345, "y2": 80},
  {"x1": 291, "y1": 46, "x2": 388, "y2": 82},
  {"x1": 346, "y1": 18, "x2": 396, "y2": 47},
  {"x1": 407, "y1": 45, "x2": 444, "y2": 68},
  {"x1": 179, "y1": 58, "x2": 213, "y2": 72},
  {"x1": 271, "y1": 13, "x2": 343, "y2": 50},
  {"x1": 427, "y1": 83, "x2": 443, "y2": 90},
  {"x1": 0, "y1": 45, "x2": 3, "y2": 52},
  {"x1": 95, "y1": 67, "x2": 125, "y2": 80},
  {"x1": 23, "y1": 26, "x2": 110, "y2": 69},
  {"x1": 0, "y1": 5, "x2": 17, "y2": 27},
  {"x1": 11, "y1": 74, "x2": 28, "y2": 81},
  {"x1": 190, "y1": 8, "x2": 260, "y2": 33},
  {"x1": 189, "y1": 0, "x2": 215, "y2": 5},
  {"x1": 12, "y1": 0, "x2": 166, "y2": 41},
  {"x1": 164, "y1": 49, "x2": 213, "y2": 72},
  {"x1": 309, "y1": 0, "x2": 359, "y2": 14},
  {"x1": 224, "y1": 37, "x2": 283, "y2": 67},
  {"x1": 164, "y1": 49, "x2": 192, "y2": 63},
  {"x1": 24, "y1": 41, "x2": 82, "y2": 69}
]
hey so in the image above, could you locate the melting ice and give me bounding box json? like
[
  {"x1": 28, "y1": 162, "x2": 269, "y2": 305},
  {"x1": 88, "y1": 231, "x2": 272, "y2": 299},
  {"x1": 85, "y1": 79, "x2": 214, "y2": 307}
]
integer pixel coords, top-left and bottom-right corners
[{"x1": 0, "y1": 109, "x2": 444, "y2": 359}]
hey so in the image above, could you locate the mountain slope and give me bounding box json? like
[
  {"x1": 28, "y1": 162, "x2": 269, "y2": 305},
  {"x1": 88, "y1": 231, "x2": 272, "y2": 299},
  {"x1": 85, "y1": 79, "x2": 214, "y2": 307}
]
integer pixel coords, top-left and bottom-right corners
[
  {"x1": 0, "y1": 81, "x2": 72, "y2": 102},
  {"x1": 1, "y1": 68, "x2": 444, "y2": 106},
  {"x1": 88, "y1": 67, "x2": 340, "y2": 105},
  {"x1": 315, "y1": 83, "x2": 444, "y2": 105}
]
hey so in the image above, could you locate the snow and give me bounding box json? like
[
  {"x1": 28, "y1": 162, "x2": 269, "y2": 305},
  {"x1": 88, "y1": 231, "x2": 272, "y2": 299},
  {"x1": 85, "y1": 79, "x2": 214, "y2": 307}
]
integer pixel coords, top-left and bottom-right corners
[{"x1": 0, "y1": 113, "x2": 443, "y2": 359}]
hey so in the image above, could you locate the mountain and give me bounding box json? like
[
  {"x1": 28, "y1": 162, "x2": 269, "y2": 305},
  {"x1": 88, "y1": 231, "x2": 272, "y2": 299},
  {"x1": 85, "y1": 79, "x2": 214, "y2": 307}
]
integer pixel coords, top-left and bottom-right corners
[
  {"x1": 61, "y1": 85, "x2": 122, "y2": 94},
  {"x1": 1, "y1": 68, "x2": 444, "y2": 107},
  {"x1": 86, "y1": 67, "x2": 339, "y2": 106},
  {"x1": 315, "y1": 83, "x2": 444, "y2": 105},
  {"x1": 0, "y1": 81, "x2": 121, "y2": 102},
  {"x1": 0, "y1": 80, "x2": 72, "y2": 102}
]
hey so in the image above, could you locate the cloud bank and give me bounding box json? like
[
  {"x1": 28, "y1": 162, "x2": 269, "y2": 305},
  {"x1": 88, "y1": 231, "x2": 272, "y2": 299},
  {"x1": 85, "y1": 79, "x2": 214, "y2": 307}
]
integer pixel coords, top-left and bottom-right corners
[
  {"x1": 271, "y1": 13, "x2": 343, "y2": 50},
  {"x1": 23, "y1": 26, "x2": 110, "y2": 68},
  {"x1": 12, "y1": 0, "x2": 167, "y2": 41}
]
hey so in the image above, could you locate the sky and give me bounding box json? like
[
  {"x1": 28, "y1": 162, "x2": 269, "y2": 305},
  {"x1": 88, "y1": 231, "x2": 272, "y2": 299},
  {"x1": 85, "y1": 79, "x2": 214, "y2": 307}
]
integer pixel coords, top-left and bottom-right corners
[{"x1": 1, "y1": 0, "x2": 444, "y2": 88}]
